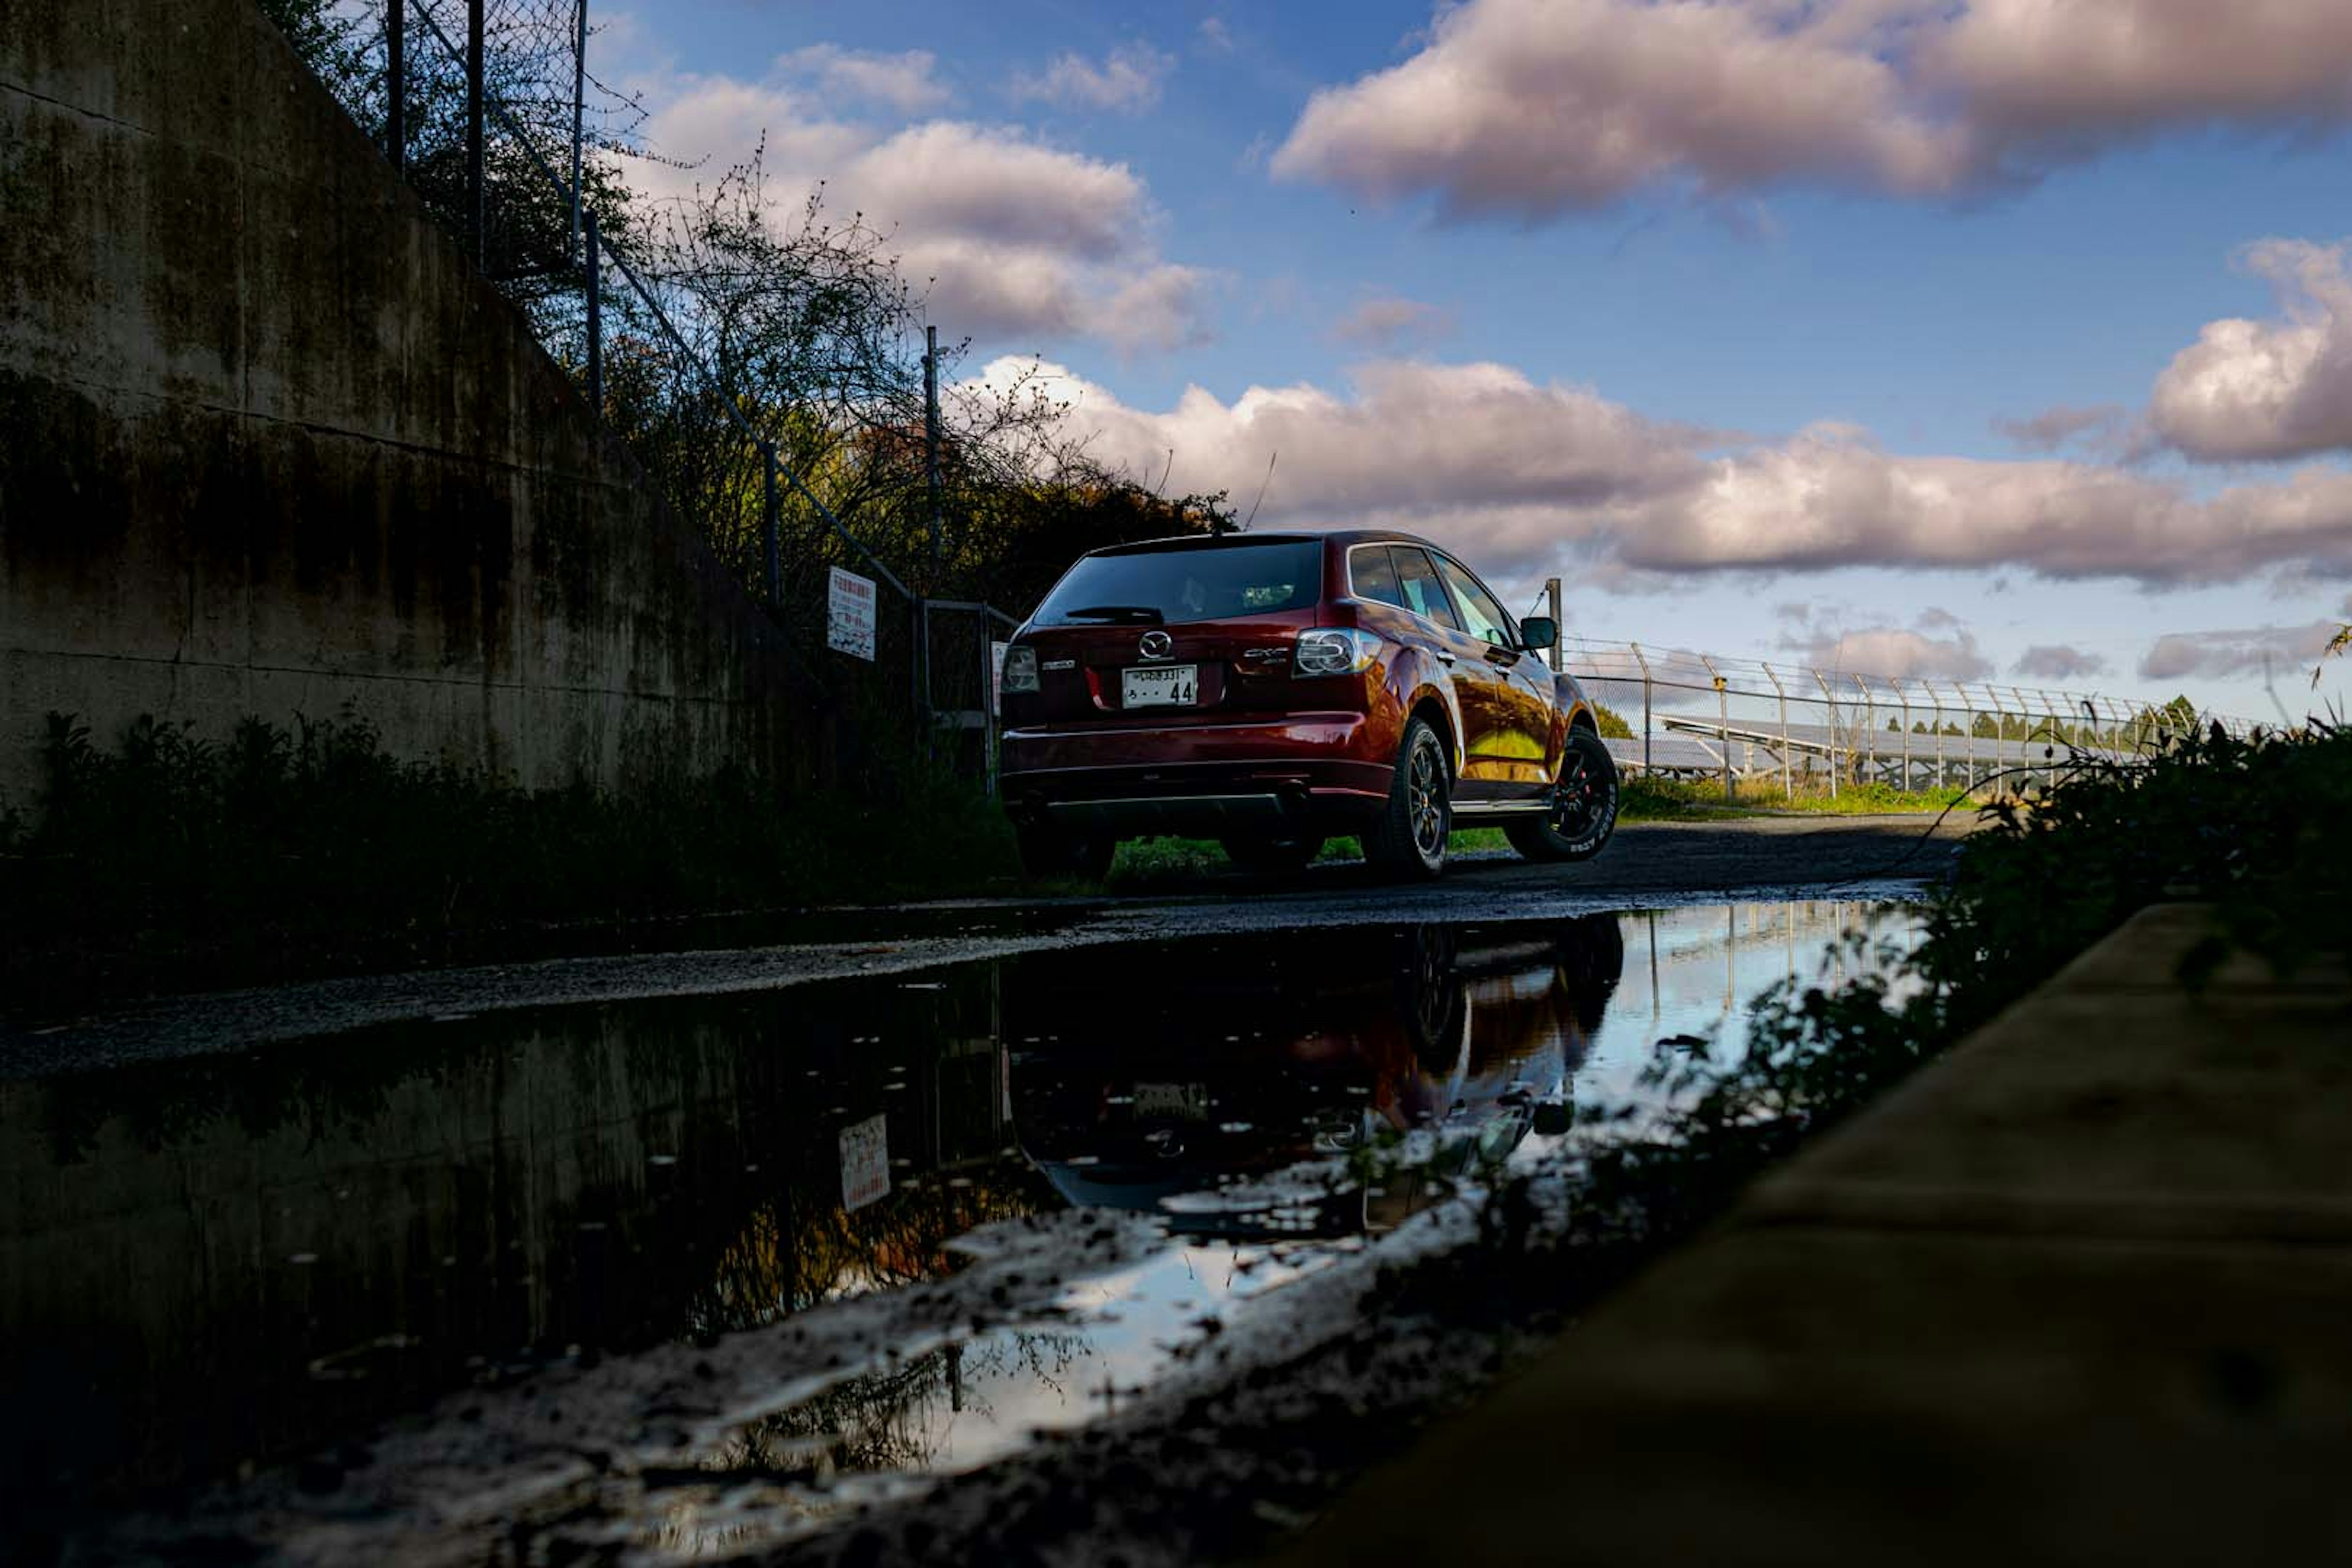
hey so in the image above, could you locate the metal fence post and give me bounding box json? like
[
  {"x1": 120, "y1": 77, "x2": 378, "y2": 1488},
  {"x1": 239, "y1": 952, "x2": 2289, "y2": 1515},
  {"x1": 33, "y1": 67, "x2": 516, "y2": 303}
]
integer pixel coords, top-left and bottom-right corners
[
  {"x1": 1632, "y1": 642, "x2": 1653, "y2": 774},
  {"x1": 583, "y1": 208, "x2": 601, "y2": 412},
  {"x1": 465, "y1": 0, "x2": 485, "y2": 263},
  {"x1": 386, "y1": 0, "x2": 405, "y2": 170},
  {"x1": 1891, "y1": 677, "x2": 1912, "y2": 791},
  {"x1": 1853, "y1": 675, "x2": 1876, "y2": 787},
  {"x1": 1924, "y1": 679, "x2": 1946, "y2": 788},
  {"x1": 1544, "y1": 577, "x2": 1563, "y2": 672},
  {"x1": 1703, "y1": 657, "x2": 1731, "y2": 802},
  {"x1": 761, "y1": 444, "x2": 781, "y2": 606},
  {"x1": 1813, "y1": 669, "x2": 1840, "y2": 797},
  {"x1": 1763, "y1": 662, "x2": 1791, "y2": 799},
  {"x1": 924, "y1": 325, "x2": 944, "y2": 565}
]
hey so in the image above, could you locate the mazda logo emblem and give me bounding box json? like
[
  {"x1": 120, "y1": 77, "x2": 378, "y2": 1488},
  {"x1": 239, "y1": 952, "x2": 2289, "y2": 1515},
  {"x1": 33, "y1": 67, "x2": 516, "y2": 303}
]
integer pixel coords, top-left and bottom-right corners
[{"x1": 1139, "y1": 630, "x2": 1174, "y2": 660}]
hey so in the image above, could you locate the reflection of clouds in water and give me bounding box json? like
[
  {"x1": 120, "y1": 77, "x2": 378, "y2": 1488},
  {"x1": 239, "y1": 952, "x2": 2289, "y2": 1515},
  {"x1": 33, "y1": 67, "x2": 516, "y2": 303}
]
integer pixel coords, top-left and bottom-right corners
[{"x1": 1557, "y1": 902, "x2": 1920, "y2": 1140}]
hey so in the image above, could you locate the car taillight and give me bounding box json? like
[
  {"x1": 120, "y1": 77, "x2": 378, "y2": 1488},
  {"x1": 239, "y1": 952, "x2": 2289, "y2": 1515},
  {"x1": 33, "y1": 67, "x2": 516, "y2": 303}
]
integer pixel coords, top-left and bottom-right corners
[
  {"x1": 1001, "y1": 644, "x2": 1040, "y2": 693},
  {"x1": 1294, "y1": 627, "x2": 1381, "y2": 676}
]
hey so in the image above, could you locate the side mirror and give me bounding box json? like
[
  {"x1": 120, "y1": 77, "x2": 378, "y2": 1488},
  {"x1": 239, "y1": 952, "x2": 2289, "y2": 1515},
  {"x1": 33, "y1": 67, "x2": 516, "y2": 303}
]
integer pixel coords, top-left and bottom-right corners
[{"x1": 1518, "y1": 616, "x2": 1557, "y2": 652}]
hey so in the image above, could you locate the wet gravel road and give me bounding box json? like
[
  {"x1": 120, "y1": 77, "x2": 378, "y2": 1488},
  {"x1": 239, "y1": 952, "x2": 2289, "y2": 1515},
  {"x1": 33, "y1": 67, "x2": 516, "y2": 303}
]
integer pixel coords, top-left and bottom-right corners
[
  {"x1": 10, "y1": 816, "x2": 1962, "y2": 1566},
  {"x1": 1, "y1": 815, "x2": 1964, "y2": 1075}
]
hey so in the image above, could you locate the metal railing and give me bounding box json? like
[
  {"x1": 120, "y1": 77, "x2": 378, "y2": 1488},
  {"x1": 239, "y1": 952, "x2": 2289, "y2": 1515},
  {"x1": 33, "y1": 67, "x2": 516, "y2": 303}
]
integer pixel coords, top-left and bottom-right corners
[{"x1": 1551, "y1": 636, "x2": 2261, "y2": 801}]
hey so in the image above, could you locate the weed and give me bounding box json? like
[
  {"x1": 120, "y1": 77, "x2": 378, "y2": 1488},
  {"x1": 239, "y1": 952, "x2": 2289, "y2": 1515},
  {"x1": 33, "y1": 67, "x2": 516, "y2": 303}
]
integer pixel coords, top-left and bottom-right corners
[{"x1": 1, "y1": 709, "x2": 1021, "y2": 1016}]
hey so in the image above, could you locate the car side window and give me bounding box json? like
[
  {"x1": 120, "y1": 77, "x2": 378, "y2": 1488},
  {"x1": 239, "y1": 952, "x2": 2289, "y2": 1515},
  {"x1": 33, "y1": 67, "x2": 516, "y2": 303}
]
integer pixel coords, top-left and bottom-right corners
[
  {"x1": 1389, "y1": 548, "x2": 1461, "y2": 630},
  {"x1": 1434, "y1": 555, "x2": 1515, "y2": 648},
  {"x1": 1350, "y1": 545, "x2": 1407, "y2": 609}
]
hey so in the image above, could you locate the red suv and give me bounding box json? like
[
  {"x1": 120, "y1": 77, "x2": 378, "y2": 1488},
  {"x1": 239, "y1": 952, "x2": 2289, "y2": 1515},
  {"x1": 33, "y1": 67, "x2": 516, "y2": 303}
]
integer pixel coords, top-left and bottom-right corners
[{"x1": 997, "y1": 530, "x2": 1618, "y2": 880}]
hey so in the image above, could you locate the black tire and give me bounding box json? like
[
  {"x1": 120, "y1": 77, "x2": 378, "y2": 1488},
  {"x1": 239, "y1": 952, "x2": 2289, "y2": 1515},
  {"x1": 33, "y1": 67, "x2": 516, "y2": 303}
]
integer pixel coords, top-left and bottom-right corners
[
  {"x1": 1016, "y1": 824, "x2": 1117, "y2": 882},
  {"x1": 1363, "y1": 716, "x2": 1452, "y2": 880},
  {"x1": 1507, "y1": 727, "x2": 1620, "y2": 862},
  {"x1": 1219, "y1": 832, "x2": 1327, "y2": 875}
]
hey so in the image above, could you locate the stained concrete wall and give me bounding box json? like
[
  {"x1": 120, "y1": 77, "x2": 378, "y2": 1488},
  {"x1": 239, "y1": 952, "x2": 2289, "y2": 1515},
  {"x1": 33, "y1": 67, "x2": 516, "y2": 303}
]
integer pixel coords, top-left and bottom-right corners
[{"x1": 0, "y1": 0, "x2": 812, "y2": 813}]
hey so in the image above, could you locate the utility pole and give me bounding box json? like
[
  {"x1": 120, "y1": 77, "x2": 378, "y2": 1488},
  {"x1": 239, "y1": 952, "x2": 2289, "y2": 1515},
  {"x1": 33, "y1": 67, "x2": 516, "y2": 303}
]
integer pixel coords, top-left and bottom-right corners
[
  {"x1": 568, "y1": 0, "x2": 586, "y2": 265},
  {"x1": 1543, "y1": 576, "x2": 1562, "y2": 670},
  {"x1": 386, "y1": 0, "x2": 405, "y2": 172},
  {"x1": 923, "y1": 325, "x2": 944, "y2": 565},
  {"x1": 465, "y1": 0, "x2": 485, "y2": 263}
]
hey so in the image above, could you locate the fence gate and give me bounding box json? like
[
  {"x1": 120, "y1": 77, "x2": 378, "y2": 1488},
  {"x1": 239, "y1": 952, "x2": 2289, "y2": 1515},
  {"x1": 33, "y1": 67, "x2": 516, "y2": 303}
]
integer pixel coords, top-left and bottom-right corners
[{"x1": 921, "y1": 600, "x2": 1019, "y2": 793}]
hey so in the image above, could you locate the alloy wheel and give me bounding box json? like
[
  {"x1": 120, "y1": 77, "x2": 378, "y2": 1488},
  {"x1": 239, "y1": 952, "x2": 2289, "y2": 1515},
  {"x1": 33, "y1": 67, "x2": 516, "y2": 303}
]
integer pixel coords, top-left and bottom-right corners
[{"x1": 1408, "y1": 739, "x2": 1446, "y2": 858}]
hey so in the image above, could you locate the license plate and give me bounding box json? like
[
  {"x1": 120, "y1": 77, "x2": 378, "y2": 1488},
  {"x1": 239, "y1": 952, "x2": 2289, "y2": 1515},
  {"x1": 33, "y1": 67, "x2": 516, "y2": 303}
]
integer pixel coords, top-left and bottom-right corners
[{"x1": 1121, "y1": 664, "x2": 1197, "y2": 707}]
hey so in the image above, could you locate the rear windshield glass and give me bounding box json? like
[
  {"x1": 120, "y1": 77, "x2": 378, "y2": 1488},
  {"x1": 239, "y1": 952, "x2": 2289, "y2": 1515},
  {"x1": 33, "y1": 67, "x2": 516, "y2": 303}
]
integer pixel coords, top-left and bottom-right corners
[{"x1": 1031, "y1": 540, "x2": 1324, "y2": 627}]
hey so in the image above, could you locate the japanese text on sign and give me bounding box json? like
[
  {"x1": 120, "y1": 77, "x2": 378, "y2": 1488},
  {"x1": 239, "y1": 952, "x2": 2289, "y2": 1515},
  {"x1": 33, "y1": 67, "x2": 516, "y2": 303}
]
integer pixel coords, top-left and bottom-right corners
[{"x1": 827, "y1": 567, "x2": 876, "y2": 661}]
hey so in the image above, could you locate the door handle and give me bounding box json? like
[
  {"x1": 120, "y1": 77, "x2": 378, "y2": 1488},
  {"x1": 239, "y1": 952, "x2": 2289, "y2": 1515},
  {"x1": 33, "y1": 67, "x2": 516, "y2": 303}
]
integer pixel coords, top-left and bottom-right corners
[{"x1": 1434, "y1": 649, "x2": 1456, "y2": 666}]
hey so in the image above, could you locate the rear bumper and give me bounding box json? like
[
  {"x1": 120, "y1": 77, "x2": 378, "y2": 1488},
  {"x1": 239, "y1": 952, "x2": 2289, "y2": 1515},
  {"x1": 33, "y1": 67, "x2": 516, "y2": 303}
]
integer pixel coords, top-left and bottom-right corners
[{"x1": 1000, "y1": 713, "x2": 1391, "y2": 836}]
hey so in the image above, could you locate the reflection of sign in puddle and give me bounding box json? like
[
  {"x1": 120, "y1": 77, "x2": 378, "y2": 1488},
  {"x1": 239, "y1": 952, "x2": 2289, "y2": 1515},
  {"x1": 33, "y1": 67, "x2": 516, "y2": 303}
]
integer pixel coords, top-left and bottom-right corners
[
  {"x1": 838, "y1": 1114, "x2": 891, "y2": 1212},
  {"x1": 1130, "y1": 1082, "x2": 1210, "y2": 1120}
]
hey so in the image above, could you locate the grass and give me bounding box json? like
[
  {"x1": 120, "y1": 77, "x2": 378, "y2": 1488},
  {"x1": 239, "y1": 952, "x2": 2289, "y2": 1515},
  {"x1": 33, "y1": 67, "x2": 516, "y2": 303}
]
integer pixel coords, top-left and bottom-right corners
[
  {"x1": 1619, "y1": 774, "x2": 1985, "y2": 818},
  {"x1": 0, "y1": 710, "x2": 1026, "y2": 1018}
]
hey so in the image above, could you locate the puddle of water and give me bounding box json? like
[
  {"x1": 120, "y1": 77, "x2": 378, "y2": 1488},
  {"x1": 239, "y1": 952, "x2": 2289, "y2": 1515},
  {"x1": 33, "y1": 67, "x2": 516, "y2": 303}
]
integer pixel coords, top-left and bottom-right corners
[{"x1": 0, "y1": 900, "x2": 1912, "y2": 1544}]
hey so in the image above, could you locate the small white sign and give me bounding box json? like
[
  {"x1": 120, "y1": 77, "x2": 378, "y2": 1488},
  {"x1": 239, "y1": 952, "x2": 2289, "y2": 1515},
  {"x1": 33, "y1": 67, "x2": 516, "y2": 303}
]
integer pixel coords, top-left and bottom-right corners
[
  {"x1": 989, "y1": 639, "x2": 1009, "y2": 716},
  {"x1": 839, "y1": 1113, "x2": 891, "y2": 1212},
  {"x1": 827, "y1": 566, "x2": 877, "y2": 662}
]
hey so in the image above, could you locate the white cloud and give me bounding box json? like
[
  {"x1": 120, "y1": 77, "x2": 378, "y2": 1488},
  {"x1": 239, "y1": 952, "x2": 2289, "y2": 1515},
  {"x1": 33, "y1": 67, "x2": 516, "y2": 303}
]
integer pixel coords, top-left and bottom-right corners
[
  {"x1": 1329, "y1": 293, "x2": 1457, "y2": 352},
  {"x1": 622, "y1": 61, "x2": 1209, "y2": 351},
  {"x1": 978, "y1": 355, "x2": 2352, "y2": 588},
  {"x1": 2139, "y1": 619, "x2": 2345, "y2": 680},
  {"x1": 1009, "y1": 42, "x2": 1176, "y2": 113},
  {"x1": 1197, "y1": 17, "x2": 1235, "y2": 55},
  {"x1": 1787, "y1": 627, "x2": 1995, "y2": 682},
  {"x1": 2013, "y1": 644, "x2": 2111, "y2": 680},
  {"x1": 2151, "y1": 239, "x2": 2352, "y2": 461},
  {"x1": 774, "y1": 45, "x2": 951, "y2": 115},
  {"x1": 1272, "y1": 0, "x2": 2352, "y2": 221}
]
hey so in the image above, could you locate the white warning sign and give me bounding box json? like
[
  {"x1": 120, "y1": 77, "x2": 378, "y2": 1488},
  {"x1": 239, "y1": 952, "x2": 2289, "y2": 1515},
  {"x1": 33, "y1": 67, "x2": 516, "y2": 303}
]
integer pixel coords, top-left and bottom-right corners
[
  {"x1": 827, "y1": 566, "x2": 877, "y2": 662},
  {"x1": 839, "y1": 1113, "x2": 891, "y2": 1212}
]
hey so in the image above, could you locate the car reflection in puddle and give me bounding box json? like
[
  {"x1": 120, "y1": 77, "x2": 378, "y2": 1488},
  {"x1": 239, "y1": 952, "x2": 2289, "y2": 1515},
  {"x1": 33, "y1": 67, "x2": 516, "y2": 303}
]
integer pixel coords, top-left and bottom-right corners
[
  {"x1": 1009, "y1": 916, "x2": 1624, "y2": 1242},
  {"x1": 645, "y1": 917, "x2": 1638, "y2": 1555}
]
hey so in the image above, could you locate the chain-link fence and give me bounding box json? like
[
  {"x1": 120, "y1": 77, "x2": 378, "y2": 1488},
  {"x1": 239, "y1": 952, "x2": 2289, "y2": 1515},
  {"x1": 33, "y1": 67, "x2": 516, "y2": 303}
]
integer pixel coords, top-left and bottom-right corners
[
  {"x1": 285, "y1": 1, "x2": 1015, "y2": 785},
  {"x1": 1554, "y1": 636, "x2": 2262, "y2": 799}
]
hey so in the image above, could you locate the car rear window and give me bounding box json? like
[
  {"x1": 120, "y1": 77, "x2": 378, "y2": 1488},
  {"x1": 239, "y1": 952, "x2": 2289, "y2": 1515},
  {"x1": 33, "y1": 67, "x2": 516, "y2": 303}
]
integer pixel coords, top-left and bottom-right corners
[{"x1": 1031, "y1": 540, "x2": 1324, "y2": 627}]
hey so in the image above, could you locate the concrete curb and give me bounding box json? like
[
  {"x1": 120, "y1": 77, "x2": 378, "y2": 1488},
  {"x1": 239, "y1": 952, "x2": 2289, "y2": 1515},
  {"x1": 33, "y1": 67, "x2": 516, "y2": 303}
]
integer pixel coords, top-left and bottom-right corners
[{"x1": 1280, "y1": 903, "x2": 2352, "y2": 1566}]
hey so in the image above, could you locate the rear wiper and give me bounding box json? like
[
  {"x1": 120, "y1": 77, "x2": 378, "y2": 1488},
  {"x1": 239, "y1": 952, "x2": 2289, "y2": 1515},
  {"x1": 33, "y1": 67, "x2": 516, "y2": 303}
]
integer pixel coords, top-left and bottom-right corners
[{"x1": 1060, "y1": 604, "x2": 1166, "y2": 625}]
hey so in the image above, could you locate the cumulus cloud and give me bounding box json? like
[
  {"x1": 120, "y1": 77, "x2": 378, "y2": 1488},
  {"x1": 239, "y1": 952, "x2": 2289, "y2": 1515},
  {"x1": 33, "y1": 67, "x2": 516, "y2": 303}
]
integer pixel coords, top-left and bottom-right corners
[
  {"x1": 1272, "y1": 0, "x2": 2352, "y2": 221},
  {"x1": 774, "y1": 45, "x2": 950, "y2": 114},
  {"x1": 979, "y1": 355, "x2": 2352, "y2": 588},
  {"x1": 624, "y1": 61, "x2": 1208, "y2": 350},
  {"x1": 1009, "y1": 42, "x2": 1176, "y2": 113},
  {"x1": 1329, "y1": 293, "x2": 1457, "y2": 352},
  {"x1": 2014, "y1": 644, "x2": 2111, "y2": 680},
  {"x1": 1786, "y1": 627, "x2": 1994, "y2": 682},
  {"x1": 2139, "y1": 619, "x2": 2346, "y2": 680},
  {"x1": 2150, "y1": 239, "x2": 2352, "y2": 461},
  {"x1": 1197, "y1": 17, "x2": 1235, "y2": 55}
]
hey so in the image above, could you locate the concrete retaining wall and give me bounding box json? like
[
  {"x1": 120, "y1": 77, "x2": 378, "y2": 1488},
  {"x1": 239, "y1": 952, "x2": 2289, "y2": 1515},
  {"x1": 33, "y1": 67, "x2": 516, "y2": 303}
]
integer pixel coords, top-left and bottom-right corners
[{"x1": 0, "y1": 0, "x2": 814, "y2": 814}]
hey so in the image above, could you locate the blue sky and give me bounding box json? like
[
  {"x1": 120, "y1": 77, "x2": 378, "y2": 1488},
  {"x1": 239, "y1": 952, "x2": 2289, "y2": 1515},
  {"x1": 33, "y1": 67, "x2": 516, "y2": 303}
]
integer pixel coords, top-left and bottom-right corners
[{"x1": 595, "y1": 0, "x2": 2352, "y2": 722}]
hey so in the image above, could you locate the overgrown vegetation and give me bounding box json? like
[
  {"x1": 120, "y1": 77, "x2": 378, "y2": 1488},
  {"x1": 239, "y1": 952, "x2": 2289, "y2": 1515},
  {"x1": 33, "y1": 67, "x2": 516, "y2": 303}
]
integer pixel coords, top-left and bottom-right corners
[
  {"x1": 0, "y1": 710, "x2": 1019, "y2": 1019},
  {"x1": 1584, "y1": 717, "x2": 2351, "y2": 1248}
]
